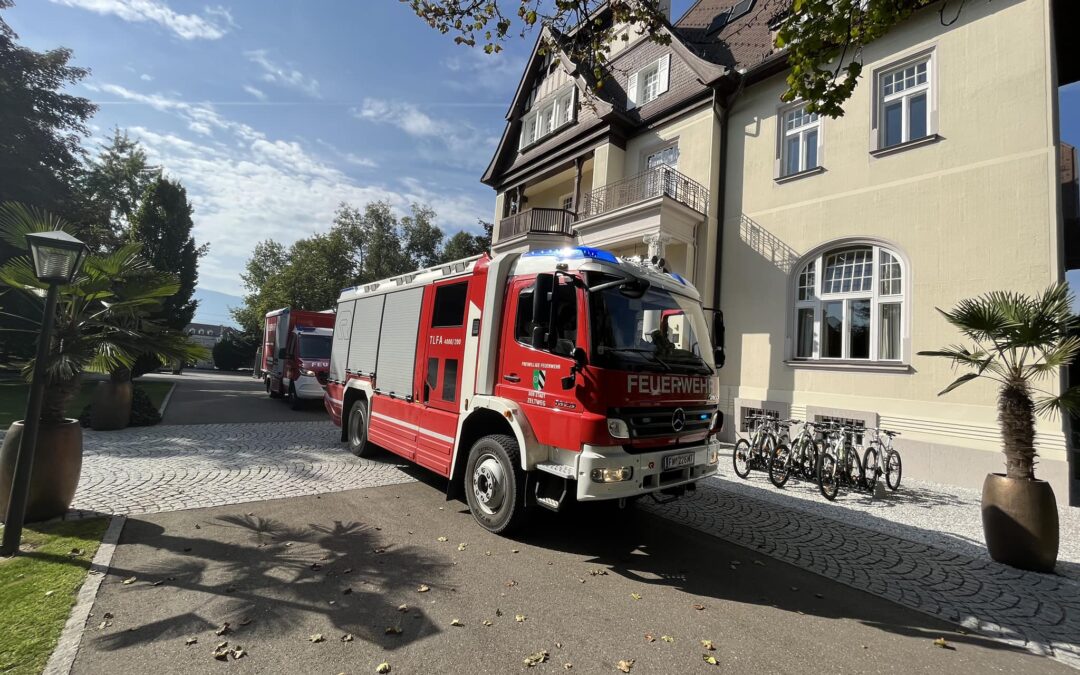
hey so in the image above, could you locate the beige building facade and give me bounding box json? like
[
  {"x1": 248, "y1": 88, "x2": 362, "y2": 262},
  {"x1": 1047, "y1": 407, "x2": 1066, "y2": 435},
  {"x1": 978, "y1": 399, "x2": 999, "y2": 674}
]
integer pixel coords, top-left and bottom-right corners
[{"x1": 483, "y1": 0, "x2": 1079, "y2": 504}]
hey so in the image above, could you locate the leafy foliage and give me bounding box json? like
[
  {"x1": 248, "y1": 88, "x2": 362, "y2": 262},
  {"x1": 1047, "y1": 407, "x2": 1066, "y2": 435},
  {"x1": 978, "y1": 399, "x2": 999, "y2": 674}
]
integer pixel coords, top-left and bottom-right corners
[
  {"x1": 441, "y1": 220, "x2": 494, "y2": 263},
  {"x1": 918, "y1": 284, "x2": 1080, "y2": 480},
  {"x1": 0, "y1": 203, "x2": 206, "y2": 425},
  {"x1": 79, "y1": 128, "x2": 160, "y2": 251},
  {"x1": 213, "y1": 332, "x2": 257, "y2": 371}
]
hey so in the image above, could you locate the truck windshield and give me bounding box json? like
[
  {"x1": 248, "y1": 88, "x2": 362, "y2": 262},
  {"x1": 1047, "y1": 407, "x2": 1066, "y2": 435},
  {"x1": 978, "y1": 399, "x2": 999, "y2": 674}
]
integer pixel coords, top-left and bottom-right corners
[
  {"x1": 298, "y1": 335, "x2": 332, "y2": 360},
  {"x1": 587, "y1": 273, "x2": 714, "y2": 375}
]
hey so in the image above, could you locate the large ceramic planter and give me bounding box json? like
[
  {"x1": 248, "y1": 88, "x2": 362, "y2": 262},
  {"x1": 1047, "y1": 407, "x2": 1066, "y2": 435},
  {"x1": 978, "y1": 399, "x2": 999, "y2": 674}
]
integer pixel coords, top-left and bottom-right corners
[
  {"x1": 0, "y1": 419, "x2": 83, "y2": 523},
  {"x1": 90, "y1": 380, "x2": 133, "y2": 431},
  {"x1": 981, "y1": 473, "x2": 1059, "y2": 573}
]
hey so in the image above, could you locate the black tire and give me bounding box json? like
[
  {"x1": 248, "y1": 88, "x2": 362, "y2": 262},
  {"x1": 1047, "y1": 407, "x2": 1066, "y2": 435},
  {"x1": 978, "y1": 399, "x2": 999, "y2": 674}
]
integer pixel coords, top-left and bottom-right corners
[
  {"x1": 267, "y1": 377, "x2": 282, "y2": 399},
  {"x1": 732, "y1": 439, "x2": 751, "y2": 479},
  {"x1": 289, "y1": 383, "x2": 304, "y2": 410},
  {"x1": 769, "y1": 443, "x2": 791, "y2": 488},
  {"x1": 862, "y1": 446, "x2": 880, "y2": 490},
  {"x1": 347, "y1": 400, "x2": 375, "y2": 458},
  {"x1": 464, "y1": 434, "x2": 528, "y2": 534},
  {"x1": 818, "y1": 451, "x2": 839, "y2": 501},
  {"x1": 885, "y1": 450, "x2": 903, "y2": 491},
  {"x1": 843, "y1": 445, "x2": 863, "y2": 489}
]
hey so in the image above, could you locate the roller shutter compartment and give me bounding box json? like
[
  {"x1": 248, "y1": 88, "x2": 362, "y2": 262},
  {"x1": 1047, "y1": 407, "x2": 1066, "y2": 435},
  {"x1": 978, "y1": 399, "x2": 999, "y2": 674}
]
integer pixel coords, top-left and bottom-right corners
[
  {"x1": 329, "y1": 301, "x2": 355, "y2": 383},
  {"x1": 347, "y1": 295, "x2": 385, "y2": 377},
  {"x1": 374, "y1": 287, "x2": 424, "y2": 399}
]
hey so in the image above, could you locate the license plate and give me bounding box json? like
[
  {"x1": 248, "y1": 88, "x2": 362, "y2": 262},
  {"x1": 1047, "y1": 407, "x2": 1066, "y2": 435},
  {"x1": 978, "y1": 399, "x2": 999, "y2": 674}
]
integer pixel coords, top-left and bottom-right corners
[{"x1": 662, "y1": 452, "x2": 695, "y2": 470}]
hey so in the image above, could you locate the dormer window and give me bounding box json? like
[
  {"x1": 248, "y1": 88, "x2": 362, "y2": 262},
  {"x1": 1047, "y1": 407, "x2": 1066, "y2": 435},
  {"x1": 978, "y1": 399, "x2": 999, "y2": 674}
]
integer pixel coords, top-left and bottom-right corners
[
  {"x1": 627, "y1": 54, "x2": 670, "y2": 109},
  {"x1": 519, "y1": 86, "x2": 577, "y2": 151}
]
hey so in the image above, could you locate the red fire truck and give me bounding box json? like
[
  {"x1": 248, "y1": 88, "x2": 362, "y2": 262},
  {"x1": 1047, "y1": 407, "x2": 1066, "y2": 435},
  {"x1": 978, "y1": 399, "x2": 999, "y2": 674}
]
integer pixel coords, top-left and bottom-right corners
[
  {"x1": 324, "y1": 247, "x2": 723, "y2": 533},
  {"x1": 262, "y1": 308, "x2": 335, "y2": 409}
]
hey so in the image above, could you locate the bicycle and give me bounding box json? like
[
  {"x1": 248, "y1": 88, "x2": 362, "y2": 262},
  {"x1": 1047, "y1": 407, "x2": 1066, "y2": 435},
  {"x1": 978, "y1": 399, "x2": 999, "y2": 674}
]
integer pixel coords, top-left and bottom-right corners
[
  {"x1": 861, "y1": 427, "x2": 903, "y2": 491},
  {"x1": 816, "y1": 422, "x2": 863, "y2": 501},
  {"x1": 733, "y1": 417, "x2": 787, "y2": 479},
  {"x1": 768, "y1": 420, "x2": 822, "y2": 488}
]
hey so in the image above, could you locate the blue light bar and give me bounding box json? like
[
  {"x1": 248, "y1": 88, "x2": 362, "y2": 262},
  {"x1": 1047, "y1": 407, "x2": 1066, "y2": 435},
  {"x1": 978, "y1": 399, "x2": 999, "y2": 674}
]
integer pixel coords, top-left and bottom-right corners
[
  {"x1": 522, "y1": 246, "x2": 618, "y2": 264},
  {"x1": 669, "y1": 272, "x2": 688, "y2": 285}
]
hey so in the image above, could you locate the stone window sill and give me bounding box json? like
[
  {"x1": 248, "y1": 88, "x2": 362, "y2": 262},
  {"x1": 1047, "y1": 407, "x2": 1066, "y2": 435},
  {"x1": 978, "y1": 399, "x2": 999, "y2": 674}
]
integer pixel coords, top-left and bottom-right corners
[
  {"x1": 775, "y1": 166, "x2": 826, "y2": 184},
  {"x1": 785, "y1": 359, "x2": 912, "y2": 373},
  {"x1": 870, "y1": 134, "x2": 943, "y2": 158}
]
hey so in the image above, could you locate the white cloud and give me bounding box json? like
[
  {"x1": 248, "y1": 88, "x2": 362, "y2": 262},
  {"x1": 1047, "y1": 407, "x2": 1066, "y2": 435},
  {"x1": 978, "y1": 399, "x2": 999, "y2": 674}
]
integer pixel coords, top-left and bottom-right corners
[
  {"x1": 353, "y1": 98, "x2": 498, "y2": 169},
  {"x1": 242, "y1": 84, "x2": 267, "y2": 101},
  {"x1": 245, "y1": 50, "x2": 321, "y2": 98},
  {"x1": 140, "y1": 73, "x2": 153, "y2": 81},
  {"x1": 443, "y1": 50, "x2": 526, "y2": 92},
  {"x1": 49, "y1": 0, "x2": 234, "y2": 40},
  {"x1": 98, "y1": 85, "x2": 486, "y2": 293}
]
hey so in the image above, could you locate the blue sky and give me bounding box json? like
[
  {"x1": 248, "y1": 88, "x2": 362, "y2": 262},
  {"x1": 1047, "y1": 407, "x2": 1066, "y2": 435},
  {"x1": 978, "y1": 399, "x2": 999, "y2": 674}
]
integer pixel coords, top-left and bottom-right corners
[{"x1": 4, "y1": 1, "x2": 1078, "y2": 317}]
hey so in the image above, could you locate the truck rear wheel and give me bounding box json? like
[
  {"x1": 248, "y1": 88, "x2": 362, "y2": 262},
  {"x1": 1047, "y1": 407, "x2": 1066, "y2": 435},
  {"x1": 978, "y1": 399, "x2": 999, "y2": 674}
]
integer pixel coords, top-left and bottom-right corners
[
  {"x1": 464, "y1": 434, "x2": 528, "y2": 534},
  {"x1": 347, "y1": 400, "x2": 375, "y2": 458}
]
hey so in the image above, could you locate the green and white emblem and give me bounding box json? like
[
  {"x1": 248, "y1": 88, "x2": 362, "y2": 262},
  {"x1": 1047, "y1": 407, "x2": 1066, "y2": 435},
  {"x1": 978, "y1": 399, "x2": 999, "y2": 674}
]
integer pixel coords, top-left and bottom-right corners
[{"x1": 532, "y1": 369, "x2": 546, "y2": 390}]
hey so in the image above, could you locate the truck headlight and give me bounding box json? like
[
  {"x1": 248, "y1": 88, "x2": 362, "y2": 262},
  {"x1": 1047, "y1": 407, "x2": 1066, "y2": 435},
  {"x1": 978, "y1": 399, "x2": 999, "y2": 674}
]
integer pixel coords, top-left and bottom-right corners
[
  {"x1": 607, "y1": 418, "x2": 630, "y2": 439},
  {"x1": 302, "y1": 369, "x2": 316, "y2": 377},
  {"x1": 591, "y1": 467, "x2": 633, "y2": 483}
]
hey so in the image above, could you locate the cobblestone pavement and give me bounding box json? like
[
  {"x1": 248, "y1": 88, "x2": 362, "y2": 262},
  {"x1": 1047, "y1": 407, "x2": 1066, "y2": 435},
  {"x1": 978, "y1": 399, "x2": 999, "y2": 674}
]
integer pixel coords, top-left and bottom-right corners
[
  {"x1": 640, "y1": 476, "x2": 1080, "y2": 669},
  {"x1": 71, "y1": 421, "x2": 414, "y2": 515}
]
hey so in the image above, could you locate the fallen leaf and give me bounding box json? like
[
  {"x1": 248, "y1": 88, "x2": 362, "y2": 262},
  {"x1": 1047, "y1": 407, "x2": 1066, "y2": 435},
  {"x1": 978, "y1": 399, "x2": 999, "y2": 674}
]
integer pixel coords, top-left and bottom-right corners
[
  {"x1": 309, "y1": 634, "x2": 325, "y2": 643},
  {"x1": 215, "y1": 641, "x2": 228, "y2": 650},
  {"x1": 753, "y1": 560, "x2": 764, "y2": 566},
  {"x1": 385, "y1": 626, "x2": 402, "y2": 635},
  {"x1": 616, "y1": 658, "x2": 635, "y2": 672},
  {"x1": 310, "y1": 563, "x2": 322, "y2": 571},
  {"x1": 702, "y1": 654, "x2": 719, "y2": 666},
  {"x1": 485, "y1": 551, "x2": 492, "y2": 556},
  {"x1": 790, "y1": 586, "x2": 798, "y2": 592},
  {"x1": 343, "y1": 568, "x2": 353, "y2": 574},
  {"x1": 341, "y1": 633, "x2": 354, "y2": 642},
  {"x1": 660, "y1": 635, "x2": 674, "y2": 643},
  {"x1": 373, "y1": 548, "x2": 386, "y2": 554},
  {"x1": 515, "y1": 614, "x2": 527, "y2": 622},
  {"x1": 343, "y1": 588, "x2": 353, "y2": 595},
  {"x1": 511, "y1": 548, "x2": 520, "y2": 554},
  {"x1": 701, "y1": 639, "x2": 715, "y2": 651},
  {"x1": 397, "y1": 604, "x2": 409, "y2": 612},
  {"x1": 692, "y1": 604, "x2": 706, "y2": 611},
  {"x1": 814, "y1": 593, "x2": 824, "y2": 599},
  {"x1": 121, "y1": 577, "x2": 137, "y2": 585},
  {"x1": 933, "y1": 637, "x2": 955, "y2": 650},
  {"x1": 69, "y1": 548, "x2": 84, "y2": 557},
  {"x1": 103, "y1": 612, "x2": 114, "y2": 619},
  {"x1": 194, "y1": 523, "x2": 201, "y2": 529},
  {"x1": 457, "y1": 543, "x2": 468, "y2": 551},
  {"x1": 482, "y1": 620, "x2": 493, "y2": 626},
  {"x1": 417, "y1": 584, "x2": 430, "y2": 593},
  {"x1": 232, "y1": 646, "x2": 246, "y2": 659},
  {"x1": 185, "y1": 637, "x2": 197, "y2": 646},
  {"x1": 523, "y1": 650, "x2": 549, "y2": 667},
  {"x1": 589, "y1": 569, "x2": 608, "y2": 576},
  {"x1": 212, "y1": 643, "x2": 230, "y2": 661},
  {"x1": 578, "y1": 578, "x2": 586, "y2": 583},
  {"x1": 151, "y1": 580, "x2": 164, "y2": 587},
  {"x1": 495, "y1": 608, "x2": 503, "y2": 617},
  {"x1": 97, "y1": 621, "x2": 110, "y2": 630},
  {"x1": 564, "y1": 664, "x2": 572, "y2": 670},
  {"x1": 238, "y1": 617, "x2": 253, "y2": 626},
  {"x1": 437, "y1": 536, "x2": 448, "y2": 542},
  {"x1": 44, "y1": 590, "x2": 54, "y2": 597},
  {"x1": 630, "y1": 593, "x2": 641, "y2": 600},
  {"x1": 644, "y1": 633, "x2": 655, "y2": 642},
  {"x1": 376, "y1": 662, "x2": 391, "y2": 674},
  {"x1": 214, "y1": 623, "x2": 231, "y2": 636},
  {"x1": 555, "y1": 642, "x2": 562, "y2": 649},
  {"x1": 450, "y1": 619, "x2": 464, "y2": 627},
  {"x1": 506, "y1": 580, "x2": 518, "y2": 587}
]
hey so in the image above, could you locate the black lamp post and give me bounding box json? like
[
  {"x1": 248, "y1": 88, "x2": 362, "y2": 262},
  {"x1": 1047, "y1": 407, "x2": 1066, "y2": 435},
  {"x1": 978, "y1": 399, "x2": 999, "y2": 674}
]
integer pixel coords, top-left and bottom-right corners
[{"x1": 1, "y1": 230, "x2": 87, "y2": 557}]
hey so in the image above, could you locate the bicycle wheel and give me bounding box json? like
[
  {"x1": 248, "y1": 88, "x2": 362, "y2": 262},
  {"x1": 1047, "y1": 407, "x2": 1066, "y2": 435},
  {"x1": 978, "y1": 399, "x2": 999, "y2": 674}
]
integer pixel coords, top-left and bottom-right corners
[
  {"x1": 757, "y1": 435, "x2": 776, "y2": 472},
  {"x1": 885, "y1": 450, "x2": 903, "y2": 491},
  {"x1": 733, "y1": 439, "x2": 752, "y2": 479},
  {"x1": 818, "y1": 451, "x2": 839, "y2": 501},
  {"x1": 769, "y1": 443, "x2": 792, "y2": 488},
  {"x1": 844, "y1": 445, "x2": 864, "y2": 489},
  {"x1": 800, "y1": 441, "x2": 821, "y2": 480},
  {"x1": 862, "y1": 446, "x2": 880, "y2": 490}
]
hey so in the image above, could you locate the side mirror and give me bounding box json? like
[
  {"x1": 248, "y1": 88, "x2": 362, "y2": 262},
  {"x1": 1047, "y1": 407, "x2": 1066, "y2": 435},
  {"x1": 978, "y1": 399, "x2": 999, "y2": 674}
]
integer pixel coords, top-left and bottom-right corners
[
  {"x1": 713, "y1": 346, "x2": 726, "y2": 369},
  {"x1": 561, "y1": 347, "x2": 588, "y2": 390},
  {"x1": 532, "y1": 273, "x2": 554, "y2": 348},
  {"x1": 277, "y1": 348, "x2": 287, "y2": 359}
]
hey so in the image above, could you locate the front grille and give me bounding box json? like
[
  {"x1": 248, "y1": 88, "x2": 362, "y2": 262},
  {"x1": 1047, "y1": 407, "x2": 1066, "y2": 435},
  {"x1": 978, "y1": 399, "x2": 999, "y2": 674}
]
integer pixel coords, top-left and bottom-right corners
[{"x1": 610, "y1": 405, "x2": 715, "y2": 439}]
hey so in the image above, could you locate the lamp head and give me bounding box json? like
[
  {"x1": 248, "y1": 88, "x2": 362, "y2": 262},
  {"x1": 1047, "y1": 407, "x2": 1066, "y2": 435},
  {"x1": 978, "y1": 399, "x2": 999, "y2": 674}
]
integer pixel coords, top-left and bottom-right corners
[{"x1": 25, "y1": 230, "x2": 87, "y2": 284}]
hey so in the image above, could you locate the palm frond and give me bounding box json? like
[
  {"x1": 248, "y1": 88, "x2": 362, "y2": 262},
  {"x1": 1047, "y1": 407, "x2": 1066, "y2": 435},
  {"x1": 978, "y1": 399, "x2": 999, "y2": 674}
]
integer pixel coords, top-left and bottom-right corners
[
  {"x1": 937, "y1": 372, "x2": 981, "y2": 395},
  {"x1": 0, "y1": 202, "x2": 74, "y2": 250},
  {"x1": 1033, "y1": 386, "x2": 1080, "y2": 418}
]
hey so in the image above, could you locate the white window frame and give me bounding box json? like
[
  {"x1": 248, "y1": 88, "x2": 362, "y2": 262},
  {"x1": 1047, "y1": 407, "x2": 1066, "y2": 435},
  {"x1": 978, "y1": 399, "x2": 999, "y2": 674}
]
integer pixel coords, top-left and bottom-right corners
[
  {"x1": 627, "y1": 53, "x2": 670, "y2": 109},
  {"x1": 792, "y1": 243, "x2": 907, "y2": 363},
  {"x1": 559, "y1": 192, "x2": 574, "y2": 212},
  {"x1": 519, "y1": 86, "x2": 577, "y2": 152},
  {"x1": 778, "y1": 102, "x2": 822, "y2": 178},
  {"x1": 872, "y1": 49, "x2": 937, "y2": 152},
  {"x1": 645, "y1": 142, "x2": 680, "y2": 170}
]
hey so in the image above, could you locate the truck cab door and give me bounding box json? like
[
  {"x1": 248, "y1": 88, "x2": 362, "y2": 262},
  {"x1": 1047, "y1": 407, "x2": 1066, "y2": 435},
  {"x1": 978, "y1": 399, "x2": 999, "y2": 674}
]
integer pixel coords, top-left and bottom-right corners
[{"x1": 496, "y1": 275, "x2": 584, "y2": 451}]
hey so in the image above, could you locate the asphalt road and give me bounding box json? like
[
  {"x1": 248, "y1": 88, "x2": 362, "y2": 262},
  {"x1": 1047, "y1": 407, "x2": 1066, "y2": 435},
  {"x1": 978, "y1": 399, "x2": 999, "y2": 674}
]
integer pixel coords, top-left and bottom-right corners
[
  {"x1": 146, "y1": 370, "x2": 328, "y2": 425},
  {"x1": 73, "y1": 479, "x2": 1070, "y2": 675}
]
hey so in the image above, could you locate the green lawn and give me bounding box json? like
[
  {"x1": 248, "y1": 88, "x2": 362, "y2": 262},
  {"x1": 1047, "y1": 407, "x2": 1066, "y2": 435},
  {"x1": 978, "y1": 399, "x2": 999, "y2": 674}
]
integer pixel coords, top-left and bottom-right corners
[
  {"x1": 0, "y1": 518, "x2": 109, "y2": 674},
  {"x1": 0, "y1": 379, "x2": 174, "y2": 429}
]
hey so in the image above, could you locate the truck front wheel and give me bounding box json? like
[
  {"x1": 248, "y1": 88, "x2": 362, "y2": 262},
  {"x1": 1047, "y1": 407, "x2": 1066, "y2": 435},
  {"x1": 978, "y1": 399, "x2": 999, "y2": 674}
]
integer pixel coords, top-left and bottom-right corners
[
  {"x1": 347, "y1": 400, "x2": 375, "y2": 458},
  {"x1": 464, "y1": 435, "x2": 528, "y2": 534},
  {"x1": 267, "y1": 377, "x2": 282, "y2": 399}
]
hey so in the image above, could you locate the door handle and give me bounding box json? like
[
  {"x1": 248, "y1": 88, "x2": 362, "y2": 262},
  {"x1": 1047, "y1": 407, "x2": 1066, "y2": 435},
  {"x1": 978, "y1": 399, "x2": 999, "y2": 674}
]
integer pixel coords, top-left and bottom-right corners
[{"x1": 503, "y1": 373, "x2": 521, "y2": 383}]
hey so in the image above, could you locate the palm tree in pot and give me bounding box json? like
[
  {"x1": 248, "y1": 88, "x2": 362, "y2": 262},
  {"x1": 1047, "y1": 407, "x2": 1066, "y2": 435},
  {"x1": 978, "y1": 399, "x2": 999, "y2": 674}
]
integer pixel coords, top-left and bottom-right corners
[
  {"x1": 920, "y1": 283, "x2": 1080, "y2": 572},
  {"x1": 0, "y1": 204, "x2": 204, "y2": 521}
]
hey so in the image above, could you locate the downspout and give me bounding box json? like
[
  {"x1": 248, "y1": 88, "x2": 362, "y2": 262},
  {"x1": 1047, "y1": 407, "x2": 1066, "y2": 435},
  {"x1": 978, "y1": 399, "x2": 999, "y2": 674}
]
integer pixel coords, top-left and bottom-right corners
[{"x1": 710, "y1": 73, "x2": 746, "y2": 368}]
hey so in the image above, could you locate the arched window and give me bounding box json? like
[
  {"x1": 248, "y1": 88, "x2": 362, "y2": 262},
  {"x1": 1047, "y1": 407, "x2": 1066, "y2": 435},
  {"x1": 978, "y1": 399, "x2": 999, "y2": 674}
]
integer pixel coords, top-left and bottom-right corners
[{"x1": 793, "y1": 243, "x2": 906, "y2": 362}]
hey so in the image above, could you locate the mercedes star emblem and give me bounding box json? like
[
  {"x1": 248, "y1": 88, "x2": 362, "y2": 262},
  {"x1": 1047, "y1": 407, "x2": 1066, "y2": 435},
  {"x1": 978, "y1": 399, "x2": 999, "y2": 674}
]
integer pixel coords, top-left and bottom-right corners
[{"x1": 671, "y1": 407, "x2": 686, "y2": 433}]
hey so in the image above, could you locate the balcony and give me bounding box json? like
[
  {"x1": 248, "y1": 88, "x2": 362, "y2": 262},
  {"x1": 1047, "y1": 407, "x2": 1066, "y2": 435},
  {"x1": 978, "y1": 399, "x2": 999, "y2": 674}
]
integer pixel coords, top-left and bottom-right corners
[
  {"x1": 578, "y1": 166, "x2": 708, "y2": 220},
  {"x1": 498, "y1": 207, "x2": 575, "y2": 241}
]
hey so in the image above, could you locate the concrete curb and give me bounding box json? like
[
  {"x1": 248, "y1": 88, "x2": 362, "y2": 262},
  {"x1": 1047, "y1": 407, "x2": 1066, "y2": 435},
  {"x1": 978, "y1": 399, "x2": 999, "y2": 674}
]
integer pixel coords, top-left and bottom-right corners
[
  {"x1": 156, "y1": 383, "x2": 177, "y2": 419},
  {"x1": 43, "y1": 514, "x2": 126, "y2": 675}
]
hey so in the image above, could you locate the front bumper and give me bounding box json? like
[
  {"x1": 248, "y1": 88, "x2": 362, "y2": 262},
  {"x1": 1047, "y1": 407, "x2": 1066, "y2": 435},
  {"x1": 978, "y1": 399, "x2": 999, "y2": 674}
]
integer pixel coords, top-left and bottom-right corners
[
  {"x1": 571, "y1": 439, "x2": 720, "y2": 501},
  {"x1": 293, "y1": 374, "x2": 326, "y2": 400}
]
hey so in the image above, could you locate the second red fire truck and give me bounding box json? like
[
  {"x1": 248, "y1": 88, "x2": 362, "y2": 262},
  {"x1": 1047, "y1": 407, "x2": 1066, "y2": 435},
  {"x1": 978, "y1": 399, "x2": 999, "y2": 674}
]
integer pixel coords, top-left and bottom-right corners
[{"x1": 324, "y1": 247, "x2": 724, "y2": 533}]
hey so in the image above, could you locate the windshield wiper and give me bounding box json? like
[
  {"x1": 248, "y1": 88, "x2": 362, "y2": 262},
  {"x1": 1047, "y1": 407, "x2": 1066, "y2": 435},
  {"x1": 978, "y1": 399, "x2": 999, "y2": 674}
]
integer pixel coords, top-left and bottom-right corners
[{"x1": 600, "y1": 347, "x2": 673, "y2": 372}]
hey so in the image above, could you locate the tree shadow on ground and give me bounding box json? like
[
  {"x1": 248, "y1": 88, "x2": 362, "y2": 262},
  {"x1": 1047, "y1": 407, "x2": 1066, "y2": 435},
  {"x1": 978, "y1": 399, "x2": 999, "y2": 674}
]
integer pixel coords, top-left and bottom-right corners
[{"x1": 89, "y1": 511, "x2": 446, "y2": 652}]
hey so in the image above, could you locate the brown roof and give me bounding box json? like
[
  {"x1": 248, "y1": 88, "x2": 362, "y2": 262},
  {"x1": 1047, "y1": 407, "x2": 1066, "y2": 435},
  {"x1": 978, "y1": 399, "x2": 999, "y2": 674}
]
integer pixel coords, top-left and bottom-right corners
[{"x1": 674, "y1": 0, "x2": 787, "y2": 72}]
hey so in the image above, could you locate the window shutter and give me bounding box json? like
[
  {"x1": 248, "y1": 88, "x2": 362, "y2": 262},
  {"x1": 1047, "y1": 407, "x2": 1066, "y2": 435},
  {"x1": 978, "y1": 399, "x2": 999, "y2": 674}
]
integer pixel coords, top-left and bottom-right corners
[
  {"x1": 627, "y1": 71, "x2": 639, "y2": 109},
  {"x1": 658, "y1": 54, "x2": 671, "y2": 96},
  {"x1": 569, "y1": 86, "x2": 577, "y2": 122}
]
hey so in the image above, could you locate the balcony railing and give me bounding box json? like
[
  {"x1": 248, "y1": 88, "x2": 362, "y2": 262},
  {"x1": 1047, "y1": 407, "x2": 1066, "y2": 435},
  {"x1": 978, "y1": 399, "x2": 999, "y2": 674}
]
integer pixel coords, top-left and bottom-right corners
[
  {"x1": 497, "y1": 207, "x2": 575, "y2": 242},
  {"x1": 578, "y1": 165, "x2": 708, "y2": 220}
]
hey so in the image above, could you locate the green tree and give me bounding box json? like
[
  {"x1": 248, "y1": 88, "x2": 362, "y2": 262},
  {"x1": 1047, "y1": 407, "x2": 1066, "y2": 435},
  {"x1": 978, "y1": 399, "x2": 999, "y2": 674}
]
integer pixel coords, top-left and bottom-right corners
[
  {"x1": 80, "y1": 129, "x2": 159, "y2": 249},
  {"x1": 401, "y1": 203, "x2": 444, "y2": 269},
  {"x1": 213, "y1": 332, "x2": 257, "y2": 371},
  {"x1": 129, "y1": 176, "x2": 203, "y2": 330},
  {"x1": 440, "y1": 220, "x2": 492, "y2": 262},
  {"x1": 919, "y1": 284, "x2": 1080, "y2": 480},
  {"x1": 232, "y1": 240, "x2": 288, "y2": 334},
  {"x1": 361, "y1": 201, "x2": 407, "y2": 282}
]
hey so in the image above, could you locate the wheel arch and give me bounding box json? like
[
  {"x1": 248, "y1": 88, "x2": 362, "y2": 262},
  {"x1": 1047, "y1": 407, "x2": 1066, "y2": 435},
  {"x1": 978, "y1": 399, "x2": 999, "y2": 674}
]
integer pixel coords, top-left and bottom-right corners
[
  {"x1": 340, "y1": 382, "x2": 371, "y2": 442},
  {"x1": 447, "y1": 406, "x2": 521, "y2": 501}
]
